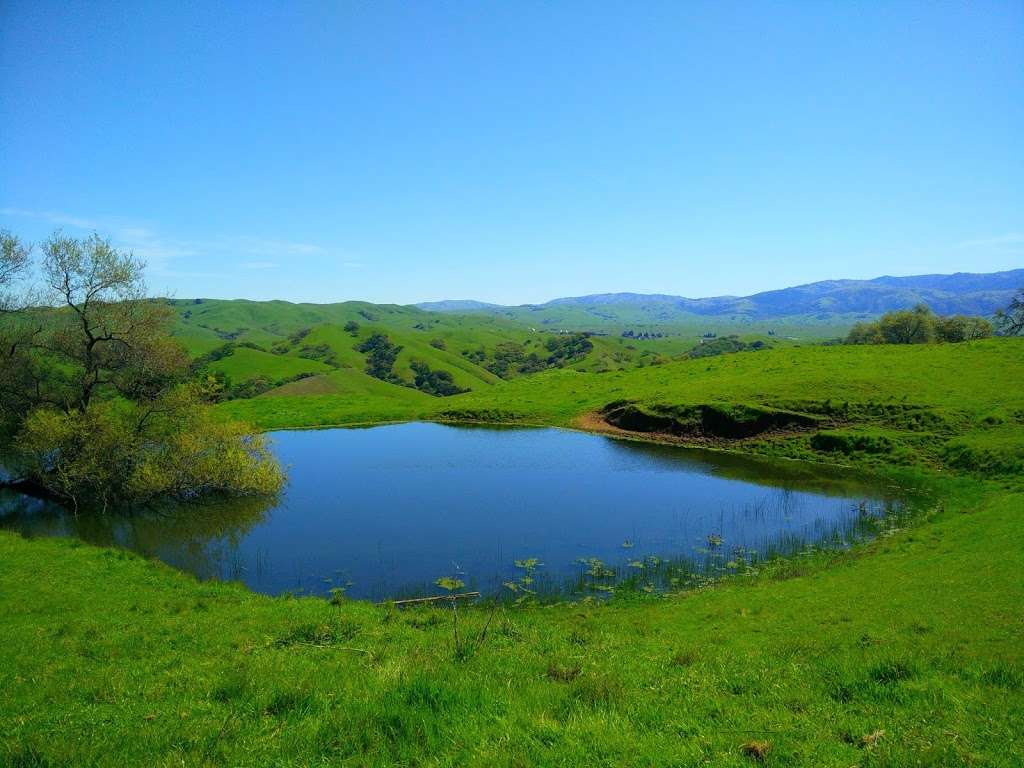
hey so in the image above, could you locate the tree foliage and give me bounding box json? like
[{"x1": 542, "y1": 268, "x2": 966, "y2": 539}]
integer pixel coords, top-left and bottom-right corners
[
  {"x1": 544, "y1": 333, "x2": 594, "y2": 364},
  {"x1": 0, "y1": 230, "x2": 283, "y2": 509},
  {"x1": 995, "y1": 288, "x2": 1024, "y2": 336},
  {"x1": 846, "y1": 304, "x2": 993, "y2": 345},
  {"x1": 0, "y1": 229, "x2": 31, "y2": 312},
  {"x1": 410, "y1": 360, "x2": 467, "y2": 396},
  {"x1": 356, "y1": 333, "x2": 403, "y2": 382}
]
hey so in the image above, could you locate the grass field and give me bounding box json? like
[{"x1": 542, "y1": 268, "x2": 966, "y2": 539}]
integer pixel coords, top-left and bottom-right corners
[
  {"x1": 3, "y1": 329, "x2": 1023, "y2": 766},
  {"x1": 205, "y1": 347, "x2": 335, "y2": 382},
  {"x1": 2, "y1": 478, "x2": 1020, "y2": 766}
]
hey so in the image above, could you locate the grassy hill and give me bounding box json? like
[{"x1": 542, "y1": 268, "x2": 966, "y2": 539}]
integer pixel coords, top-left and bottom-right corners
[
  {"x1": 170, "y1": 298, "x2": 840, "y2": 374},
  {"x1": 173, "y1": 299, "x2": 763, "y2": 404},
  {"x1": 174, "y1": 300, "x2": 516, "y2": 400},
  {"x1": 205, "y1": 347, "x2": 334, "y2": 382},
  {"x1": 217, "y1": 338, "x2": 1024, "y2": 480},
  {"x1": 2, "y1": 337, "x2": 1022, "y2": 765}
]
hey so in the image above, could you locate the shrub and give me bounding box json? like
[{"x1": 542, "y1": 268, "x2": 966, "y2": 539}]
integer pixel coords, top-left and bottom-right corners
[
  {"x1": 356, "y1": 333, "x2": 403, "y2": 382},
  {"x1": 17, "y1": 391, "x2": 283, "y2": 509},
  {"x1": 845, "y1": 304, "x2": 992, "y2": 345},
  {"x1": 410, "y1": 360, "x2": 467, "y2": 397}
]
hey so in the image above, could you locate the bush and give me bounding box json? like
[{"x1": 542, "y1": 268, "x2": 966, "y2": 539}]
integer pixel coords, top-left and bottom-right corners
[
  {"x1": 0, "y1": 230, "x2": 285, "y2": 511},
  {"x1": 935, "y1": 315, "x2": 994, "y2": 342},
  {"x1": 17, "y1": 391, "x2": 283, "y2": 509},
  {"x1": 410, "y1": 360, "x2": 467, "y2": 396},
  {"x1": 811, "y1": 431, "x2": 894, "y2": 455},
  {"x1": 356, "y1": 333, "x2": 403, "y2": 382},
  {"x1": 846, "y1": 304, "x2": 993, "y2": 345}
]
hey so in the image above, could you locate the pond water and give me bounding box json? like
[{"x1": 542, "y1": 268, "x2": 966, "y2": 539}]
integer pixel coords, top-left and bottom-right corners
[{"x1": 0, "y1": 423, "x2": 912, "y2": 600}]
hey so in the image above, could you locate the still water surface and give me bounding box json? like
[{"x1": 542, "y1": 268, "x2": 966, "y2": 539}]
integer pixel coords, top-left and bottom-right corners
[{"x1": 0, "y1": 423, "x2": 909, "y2": 600}]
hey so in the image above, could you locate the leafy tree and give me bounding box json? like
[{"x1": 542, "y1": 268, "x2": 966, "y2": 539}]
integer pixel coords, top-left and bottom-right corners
[
  {"x1": 685, "y1": 335, "x2": 763, "y2": 359},
  {"x1": 995, "y1": 288, "x2": 1024, "y2": 336},
  {"x1": 343, "y1": 320, "x2": 360, "y2": 336},
  {"x1": 877, "y1": 304, "x2": 936, "y2": 344},
  {"x1": 935, "y1": 315, "x2": 993, "y2": 343},
  {"x1": 356, "y1": 333, "x2": 402, "y2": 382},
  {"x1": 0, "y1": 232, "x2": 188, "y2": 415},
  {"x1": 844, "y1": 321, "x2": 884, "y2": 345},
  {"x1": 410, "y1": 360, "x2": 467, "y2": 396},
  {"x1": 485, "y1": 341, "x2": 526, "y2": 377},
  {"x1": 845, "y1": 304, "x2": 991, "y2": 345},
  {"x1": 0, "y1": 231, "x2": 283, "y2": 509},
  {"x1": 544, "y1": 333, "x2": 593, "y2": 365},
  {"x1": 17, "y1": 394, "x2": 281, "y2": 512},
  {"x1": 0, "y1": 229, "x2": 31, "y2": 312}
]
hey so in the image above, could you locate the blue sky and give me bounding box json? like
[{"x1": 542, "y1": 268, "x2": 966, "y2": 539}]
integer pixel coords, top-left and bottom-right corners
[{"x1": 2, "y1": 1, "x2": 1022, "y2": 305}]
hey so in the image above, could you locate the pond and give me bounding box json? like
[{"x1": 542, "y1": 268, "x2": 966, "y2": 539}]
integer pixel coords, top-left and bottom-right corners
[{"x1": 0, "y1": 423, "x2": 914, "y2": 600}]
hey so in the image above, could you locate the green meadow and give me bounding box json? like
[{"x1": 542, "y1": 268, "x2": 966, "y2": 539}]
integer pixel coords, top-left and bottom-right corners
[{"x1": 3, "y1": 300, "x2": 1023, "y2": 766}]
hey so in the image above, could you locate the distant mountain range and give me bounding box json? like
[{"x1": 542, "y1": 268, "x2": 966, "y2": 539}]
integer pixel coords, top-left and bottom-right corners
[{"x1": 417, "y1": 269, "x2": 1024, "y2": 323}]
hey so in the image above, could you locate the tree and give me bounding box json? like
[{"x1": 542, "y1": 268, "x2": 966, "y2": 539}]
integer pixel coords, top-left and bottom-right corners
[
  {"x1": 935, "y1": 315, "x2": 993, "y2": 343},
  {"x1": 1, "y1": 232, "x2": 189, "y2": 416},
  {"x1": 410, "y1": 360, "x2": 467, "y2": 396},
  {"x1": 876, "y1": 304, "x2": 936, "y2": 345},
  {"x1": 343, "y1": 320, "x2": 360, "y2": 336},
  {"x1": 0, "y1": 231, "x2": 283, "y2": 510},
  {"x1": 0, "y1": 230, "x2": 31, "y2": 312},
  {"x1": 544, "y1": 333, "x2": 593, "y2": 365},
  {"x1": 356, "y1": 332, "x2": 402, "y2": 382},
  {"x1": 846, "y1": 304, "x2": 1000, "y2": 346},
  {"x1": 845, "y1": 321, "x2": 884, "y2": 345},
  {"x1": 995, "y1": 289, "x2": 1024, "y2": 336}
]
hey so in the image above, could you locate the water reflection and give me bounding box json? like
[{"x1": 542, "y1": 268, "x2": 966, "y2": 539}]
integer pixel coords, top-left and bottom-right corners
[
  {"x1": 0, "y1": 490, "x2": 272, "y2": 582},
  {"x1": 0, "y1": 423, "x2": 916, "y2": 600}
]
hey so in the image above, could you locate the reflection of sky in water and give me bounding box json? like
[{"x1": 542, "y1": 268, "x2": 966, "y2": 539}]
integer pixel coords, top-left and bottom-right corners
[{"x1": 0, "y1": 423, "x2": 908, "y2": 600}]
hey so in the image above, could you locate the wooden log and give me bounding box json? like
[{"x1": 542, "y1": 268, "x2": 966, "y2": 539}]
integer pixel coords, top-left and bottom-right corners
[{"x1": 387, "y1": 592, "x2": 481, "y2": 607}]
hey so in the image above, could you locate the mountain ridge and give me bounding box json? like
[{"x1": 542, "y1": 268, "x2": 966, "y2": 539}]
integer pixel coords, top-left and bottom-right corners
[{"x1": 415, "y1": 268, "x2": 1024, "y2": 320}]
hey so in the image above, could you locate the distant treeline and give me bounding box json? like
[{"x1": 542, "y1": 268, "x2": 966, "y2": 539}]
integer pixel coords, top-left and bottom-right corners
[{"x1": 845, "y1": 305, "x2": 993, "y2": 345}]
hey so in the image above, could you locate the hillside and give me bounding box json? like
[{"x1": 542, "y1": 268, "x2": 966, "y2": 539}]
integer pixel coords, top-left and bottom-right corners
[
  {"x1": 5, "y1": 338, "x2": 1023, "y2": 766},
  {"x1": 171, "y1": 298, "x2": 764, "y2": 398},
  {"x1": 217, "y1": 337, "x2": 1024, "y2": 480}
]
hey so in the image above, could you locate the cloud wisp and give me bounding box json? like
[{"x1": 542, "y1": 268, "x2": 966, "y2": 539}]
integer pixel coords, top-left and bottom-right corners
[
  {"x1": 0, "y1": 207, "x2": 344, "y2": 282},
  {"x1": 953, "y1": 233, "x2": 1024, "y2": 250}
]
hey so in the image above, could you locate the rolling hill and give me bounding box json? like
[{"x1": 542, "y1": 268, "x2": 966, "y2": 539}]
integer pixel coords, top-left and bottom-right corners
[{"x1": 168, "y1": 268, "x2": 1020, "y2": 410}]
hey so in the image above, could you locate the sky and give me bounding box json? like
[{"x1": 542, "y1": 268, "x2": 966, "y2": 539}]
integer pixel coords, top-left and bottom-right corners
[{"x1": 1, "y1": 1, "x2": 1022, "y2": 305}]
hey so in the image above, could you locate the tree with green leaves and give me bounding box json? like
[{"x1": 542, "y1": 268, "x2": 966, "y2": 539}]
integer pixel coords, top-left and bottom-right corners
[
  {"x1": 0, "y1": 230, "x2": 283, "y2": 511},
  {"x1": 356, "y1": 332, "x2": 403, "y2": 382},
  {"x1": 845, "y1": 304, "x2": 992, "y2": 345},
  {"x1": 410, "y1": 360, "x2": 467, "y2": 396}
]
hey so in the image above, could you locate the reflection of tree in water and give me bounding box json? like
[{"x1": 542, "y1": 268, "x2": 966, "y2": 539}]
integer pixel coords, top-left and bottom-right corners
[{"x1": 0, "y1": 490, "x2": 274, "y2": 582}]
